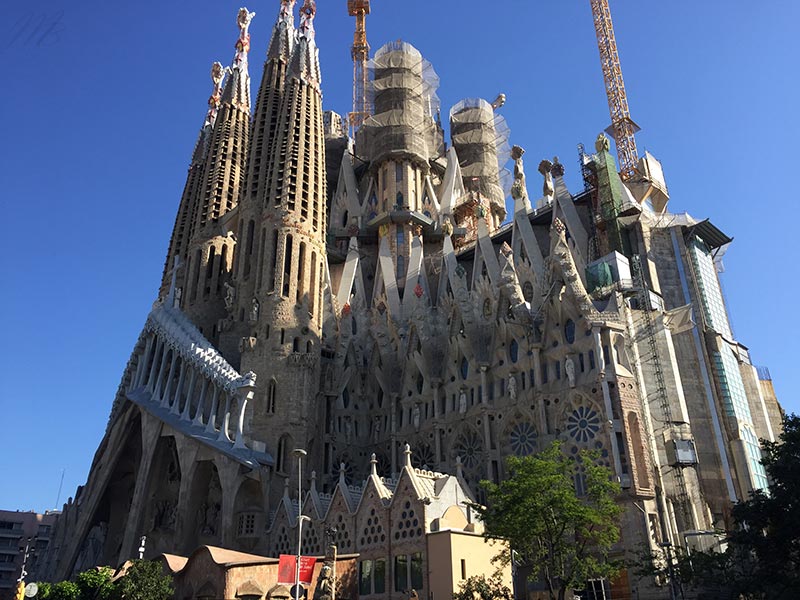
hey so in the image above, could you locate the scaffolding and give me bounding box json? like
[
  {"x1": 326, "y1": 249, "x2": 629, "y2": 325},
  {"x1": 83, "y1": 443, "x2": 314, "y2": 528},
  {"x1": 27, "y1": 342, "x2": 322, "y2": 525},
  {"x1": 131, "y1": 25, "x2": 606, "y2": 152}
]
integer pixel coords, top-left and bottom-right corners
[{"x1": 347, "y1": 0, "x2": 371, "y2": 134}]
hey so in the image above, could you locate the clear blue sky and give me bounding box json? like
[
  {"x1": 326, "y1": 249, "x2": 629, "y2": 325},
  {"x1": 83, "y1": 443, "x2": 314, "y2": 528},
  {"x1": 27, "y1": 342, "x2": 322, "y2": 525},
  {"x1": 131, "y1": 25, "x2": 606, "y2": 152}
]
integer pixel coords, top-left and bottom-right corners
[{"x1": 1, "y1": 0, "x2": 797, "y2": 513}]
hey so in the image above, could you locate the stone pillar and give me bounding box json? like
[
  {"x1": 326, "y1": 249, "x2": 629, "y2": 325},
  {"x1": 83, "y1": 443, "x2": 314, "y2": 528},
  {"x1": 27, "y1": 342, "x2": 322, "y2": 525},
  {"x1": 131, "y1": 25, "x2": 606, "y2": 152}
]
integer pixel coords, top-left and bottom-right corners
[
  {"x1": 145, "y1": 337, "x2": 163, "y2": 392},
  {"x1": 159, "y1": 352, "x2": 179, "y2": 408},
  {"x1": 118, "y1": 412, "x2": 162, "y2": 562},
  {"x1": 206, "y1": 385, "x2": 221, "y2": 433},
  {"x1": 181, "y1": 368, "x2": 198, "y2": 421},
  {"x1": 193, "y1": 380, "x2": 209, "y2": 427},
  {"x1": 479, "y1": 366, "x2": 488, "y2": 404}
]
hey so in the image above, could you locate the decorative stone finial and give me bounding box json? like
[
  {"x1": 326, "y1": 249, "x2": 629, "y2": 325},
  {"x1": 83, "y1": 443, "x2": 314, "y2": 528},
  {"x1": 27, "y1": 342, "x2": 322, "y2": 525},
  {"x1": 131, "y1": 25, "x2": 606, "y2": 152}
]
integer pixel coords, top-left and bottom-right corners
[
  {"x1": 299, "y1": 0, "x2": 316, "y2": 37},
  {"x1": 413, "y1": 283, "x2": 424, "y2": 298},
  {"x1": 205, "y1": 62, "x2": 226, "y2": 127},
  {"x1": 455, "y1": 455, "x2": 463, "y2": 478},
  {"x1": 553, "y1": 217, "x2": 566, "y2": 235},
  {"x1": 441, "y1": 218, "x2": 454, "y2": 237},
  {"x1": 551, "y1": 156, "x2": 564, "y2": 177},
  {"x1": 338, "y1": 462, "x2": 347, "y2": 486},
  {"x1": 595, "y1": 133, "x2": 610, "y2": 153},
  {"x1": 500, "y1": 242, "x2": 512, "y2": 257},
  {"x1": 404, "y1": 444, "x2": 412, "y2": 468},
  {"x1": 283, "y1": 477, "x2": 290, "y2": 497},
  {"x1": 310, "y1": 470, "x2": 317, "y2": 492},
  {"x1": 370, "y1": 453, "x2": 377, "y2": 476},
  {"x1": 538, "y1": 159, "x2": 554, "y2": 197},
  {"x1": 280, "y1": 0, "x2": 296, "y2": 22},
  {"x1": 491, "y1": 93, "x2": 506, "y2": 110},
  {"x1": 235, "y1": 8, "x2": 256, "y2": 66}
]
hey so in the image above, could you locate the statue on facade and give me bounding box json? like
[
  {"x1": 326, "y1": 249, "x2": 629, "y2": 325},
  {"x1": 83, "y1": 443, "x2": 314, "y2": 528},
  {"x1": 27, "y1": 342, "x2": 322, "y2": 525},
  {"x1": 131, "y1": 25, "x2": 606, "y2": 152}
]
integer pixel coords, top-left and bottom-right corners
[
  {"x1": 315, "y1": 565, "x2": 334, "y2": 600},
  {"x1": 224, "y1": 281, "x2": 236, "y2": 309},
  {"x1": 538, "y1": 159, "x2": 555, "y2": 198},
  {"x1": 459, "y1": 390, "x2": 467, "y2": 414},
  {"x1": 250, "y1": 298, "x2": 259, "y2": 322},
  {"x1": 372, "y1": 416, "x2": 382, "y2": 442},
  {"x1": 565, "y1": 356, "x2": 576, "y2": 388},
  {"x1": 510, "y1": 145, "x2": 531, "y2": 209},
  {"x1": 412, "y1": 404, "x2": 421, "y2": 432},
  {"x1": 507, "y1": 374, "x2": 517, "y2": 400}
]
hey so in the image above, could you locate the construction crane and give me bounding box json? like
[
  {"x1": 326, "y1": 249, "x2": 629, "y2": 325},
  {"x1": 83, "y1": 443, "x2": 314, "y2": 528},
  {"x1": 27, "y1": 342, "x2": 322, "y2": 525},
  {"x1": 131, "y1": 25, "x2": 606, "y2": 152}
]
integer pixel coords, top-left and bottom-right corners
[
  {"x1": 589, "y1": 0, "x2": 639, "y2": 181},
  {"x1": 348, "y1": 0, "x2": 371, "y2": 134}
]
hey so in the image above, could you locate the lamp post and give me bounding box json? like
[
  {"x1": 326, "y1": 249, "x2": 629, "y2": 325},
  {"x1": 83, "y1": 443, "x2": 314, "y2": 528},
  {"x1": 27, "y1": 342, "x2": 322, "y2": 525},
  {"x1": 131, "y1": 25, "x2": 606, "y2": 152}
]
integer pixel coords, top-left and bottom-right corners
[{"x1": 293, "y1": 448, "x2": 308, "y2": 600}]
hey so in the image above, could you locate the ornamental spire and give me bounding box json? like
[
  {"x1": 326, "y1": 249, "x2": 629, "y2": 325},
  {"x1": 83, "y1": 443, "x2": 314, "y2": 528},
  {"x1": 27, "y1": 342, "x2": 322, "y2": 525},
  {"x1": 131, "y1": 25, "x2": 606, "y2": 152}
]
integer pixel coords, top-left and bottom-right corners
[
  {"x1": 299, "y1": 0, "x2": 316, "y2": 39},
  {"x1": 234, "y1": 7, "x2": 256, "y2": 69},
  {"x1": 203, "y1": 61, "x2": 225, "y2": 129}
]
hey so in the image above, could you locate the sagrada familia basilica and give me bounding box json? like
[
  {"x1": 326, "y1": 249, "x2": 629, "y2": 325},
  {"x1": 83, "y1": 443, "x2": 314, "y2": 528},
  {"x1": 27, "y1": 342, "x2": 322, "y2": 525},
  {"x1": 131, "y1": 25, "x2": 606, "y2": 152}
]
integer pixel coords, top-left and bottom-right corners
[{"x1": 40, "y1": 2, "x2": 782, "y2": 598}]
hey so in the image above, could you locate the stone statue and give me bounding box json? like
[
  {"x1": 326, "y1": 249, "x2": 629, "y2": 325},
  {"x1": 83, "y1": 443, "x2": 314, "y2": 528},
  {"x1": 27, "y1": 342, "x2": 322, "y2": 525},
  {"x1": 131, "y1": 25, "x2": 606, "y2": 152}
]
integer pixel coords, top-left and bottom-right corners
[
  {"x1": 412, "y1": 404, "x2": 421, "y2": 432},
  {"x1": 174, "y1": 287, "x2": 182, "y2": 308},
  {"x1": 372, "y1": 416, "x2": 382, "y2": 442},
  {"x1": 344, "y1": 417, "x2": 353, "y2": 443},
  {"x1": 315, "y1": 564, "x2": 334, "y2": 600},
  {"x1": 508, "y1": 374, "x2": 517, "y2": 400},
  {"x1": 249, "y1": 298, "x2": 259, "y2": 322},
  {"x1": 224, "y1": 281, "x2": 236, "y2": 309},
  {"x1": 595, "y1": 133, "x2": 611, "y2": 153},
  {"x1": 235, "y1": 9, "x2": 256, "y2": 65},
  {"x1": 538, "y1": 159, "x2": 555, "y2": 198},
  {"x1": 199, "y1": 501, "x2": 220, "y2": 535},
  {"x1": 565, "y1": 356, "x2": 576, "y2": 388},
  {"x1": 510, "y1": 145, "x2": 530, "y2": 208},
  {"x1": 459, "y1": 390, "x2": 467, "y2": 414},
  {"x1": 408, "y1": 590, "x2": 420, "y2": 600}
]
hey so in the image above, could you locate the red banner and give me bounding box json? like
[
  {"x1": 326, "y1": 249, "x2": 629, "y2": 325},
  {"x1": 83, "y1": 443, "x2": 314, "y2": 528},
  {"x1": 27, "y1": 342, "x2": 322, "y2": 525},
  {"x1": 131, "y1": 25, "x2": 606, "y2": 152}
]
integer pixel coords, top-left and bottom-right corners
[{"x1": 277, "y1": 555, "x2": 317, "y2": 584}]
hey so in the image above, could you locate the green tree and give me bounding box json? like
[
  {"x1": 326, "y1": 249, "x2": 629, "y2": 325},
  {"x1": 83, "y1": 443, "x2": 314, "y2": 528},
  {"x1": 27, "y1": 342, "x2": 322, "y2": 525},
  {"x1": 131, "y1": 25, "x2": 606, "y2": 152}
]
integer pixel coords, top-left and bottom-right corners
[
  {"x1": 115, "y1": 560, "x2": 172, "y2": 600},
  {"x1": 452, "y1": 574, "x2": 513, "y2": 600},
  {"x1": 48, "y1": 581, "x2": 80, "y2": 600},
  {"x1": 638, "y1": 414, "x2": 800, "y2": 599},
  {"x1": 75, "y1": 567, "x2": 115, "y2": 600},
  {"x1": 473, "y1": 441, "x2": 622, "y2": 600}
]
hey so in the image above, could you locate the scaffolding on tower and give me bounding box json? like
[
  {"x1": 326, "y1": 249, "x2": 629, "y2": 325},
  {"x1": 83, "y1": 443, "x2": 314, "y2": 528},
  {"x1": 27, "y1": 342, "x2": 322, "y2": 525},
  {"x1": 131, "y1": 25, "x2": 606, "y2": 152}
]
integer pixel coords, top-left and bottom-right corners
[{"x1": 348, "y1": 0, "x2": 372, "y2": 135}]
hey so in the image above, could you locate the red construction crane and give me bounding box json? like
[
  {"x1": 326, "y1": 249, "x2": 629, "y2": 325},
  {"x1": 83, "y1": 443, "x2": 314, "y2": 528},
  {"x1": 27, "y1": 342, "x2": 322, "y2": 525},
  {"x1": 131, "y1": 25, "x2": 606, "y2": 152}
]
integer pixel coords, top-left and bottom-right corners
[
  {"x1": 348, "y1": 0, "x2": 371, "y2": 134},
  {"x1": 589, "y1": 0, "x2": 639, "y2": 181}
]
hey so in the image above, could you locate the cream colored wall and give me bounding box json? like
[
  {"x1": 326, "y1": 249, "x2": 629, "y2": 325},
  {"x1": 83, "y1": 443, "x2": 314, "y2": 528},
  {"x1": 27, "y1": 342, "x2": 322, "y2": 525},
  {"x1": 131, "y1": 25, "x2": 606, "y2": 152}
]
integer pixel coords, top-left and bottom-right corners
[{"x1": 426, "y1": 530, "x2": 510, "y2": 600}]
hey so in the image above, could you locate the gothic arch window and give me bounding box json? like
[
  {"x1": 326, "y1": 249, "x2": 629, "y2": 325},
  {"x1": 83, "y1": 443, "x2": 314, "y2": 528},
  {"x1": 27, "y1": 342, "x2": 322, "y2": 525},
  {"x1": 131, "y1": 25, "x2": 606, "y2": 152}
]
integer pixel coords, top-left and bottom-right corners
[
  {"x1": 509, "y1": 339, "x2": 519, "y2": 363},
  {"x1": 217, "y1": 244, "x2": 228, "y2": 293},
  {"x1": 342, "y1": 210, "x2": 349, "y2": 228},
  {"x1": 309, "y1": 251, "x2": 318, "y2": 316},
  {"x1": 460, "y1": 357, "x2": 469, "y2": 380},
  {"x1": 266, "y1": 378, "x2": 277, "y2": 414},
  {"x1": 509, "y1": 422, "x2": 538, "y2": 456},
  {"x1": 269, "y1": 232, "x2": 279, "y2": 292},
  {"x1": 564, "y1": 319, "x2": 576, "y2": 344},
  {"x1": 276, "y1": 435, "x2": 290, "y2": 475},
  {"x1": 256, "y1": 229, "x2": 266, "y2": 290},
  {"x1": 292, "y1": 337, "x2": 300, "y2": 352},
  {"x1": 191, "y1": 248, "x2": 202, "y2": 301},
  {"x1": 204, "y1": 246, "x2": 216, "y2": 297},
  {"x1": 282, "y1": 234, "x2": 293, "y2": 297},
  {"x1": 297, "y1": 242, "x2": 306, "y2": 303},
  {"x1": 244, "y1": 219, "x2": 255, "y2": 278}
]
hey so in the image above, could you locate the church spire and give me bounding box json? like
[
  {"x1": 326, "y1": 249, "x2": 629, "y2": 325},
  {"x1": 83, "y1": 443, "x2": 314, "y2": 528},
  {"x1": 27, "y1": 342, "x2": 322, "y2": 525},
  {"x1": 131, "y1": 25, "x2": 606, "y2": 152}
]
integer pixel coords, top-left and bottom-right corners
[
  {"x1": 221, "y1": 8, "x2": 255, "y2": 110},
  {"x1": 159, "y1": 62, "x2": 227, "y2": 299}
]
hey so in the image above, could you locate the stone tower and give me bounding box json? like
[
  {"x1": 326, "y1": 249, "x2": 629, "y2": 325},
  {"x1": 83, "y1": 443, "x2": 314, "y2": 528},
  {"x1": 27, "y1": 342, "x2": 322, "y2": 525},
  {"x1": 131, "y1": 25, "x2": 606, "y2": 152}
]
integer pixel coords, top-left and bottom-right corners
[
  {"x1": 227, "y1": 0, "x2": 328, "y2": 494},
  {"x1": 159, "y1": 9, "x2": 254, "y2": 342}
]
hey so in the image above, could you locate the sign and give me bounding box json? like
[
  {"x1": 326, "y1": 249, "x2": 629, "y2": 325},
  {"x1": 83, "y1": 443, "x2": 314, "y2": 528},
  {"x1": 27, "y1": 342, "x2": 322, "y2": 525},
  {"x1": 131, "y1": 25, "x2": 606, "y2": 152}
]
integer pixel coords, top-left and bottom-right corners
[
  {"x1": 24, "y1": 583, "x2": 38, "y2": 598},
  {"x1": 277, "y1": 555, "x2": 317, "y2": 585}
]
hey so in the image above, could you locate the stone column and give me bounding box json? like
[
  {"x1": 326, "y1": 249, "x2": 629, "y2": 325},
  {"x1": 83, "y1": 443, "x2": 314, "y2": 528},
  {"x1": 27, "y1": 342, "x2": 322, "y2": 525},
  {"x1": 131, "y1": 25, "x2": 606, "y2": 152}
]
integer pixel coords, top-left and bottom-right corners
[
  {"x1": 479, "y1": 366, "x2": 488, "y2": 404},
  {"x1": 205, "y1": 385, "x2": 221, "y2": 433},
  {"x1": 159, "y1": 352, "x2": 179, "y2": 408},
  {"x1": 145, "y1": 337, "x2": 163, "y2": 392},
  {"x1": 193, "y1": 380, "x2": 209, "y2": 427},
  {"x1": 118, "y1": 412, "x2": 162, "y2": 562},
  {"x1": 181, "y1": 368, "x2": 198, "y2": 421}
]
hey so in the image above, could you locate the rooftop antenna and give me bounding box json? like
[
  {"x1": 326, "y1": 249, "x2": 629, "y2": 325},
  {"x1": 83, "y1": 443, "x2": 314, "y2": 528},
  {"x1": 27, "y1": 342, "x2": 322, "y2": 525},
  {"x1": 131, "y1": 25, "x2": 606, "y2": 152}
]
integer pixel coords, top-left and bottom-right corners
[
  {"x1": 589, "y1": 0, "x2": 640, "y2": 181},
  {"x1": 347, "y1": 0, "x2": 372, "y2": 136}
]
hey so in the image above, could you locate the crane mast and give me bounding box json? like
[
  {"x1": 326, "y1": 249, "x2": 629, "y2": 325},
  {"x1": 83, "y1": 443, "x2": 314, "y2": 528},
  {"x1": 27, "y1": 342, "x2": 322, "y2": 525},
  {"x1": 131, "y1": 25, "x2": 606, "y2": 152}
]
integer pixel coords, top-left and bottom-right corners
[
  {"x1": 590, "y1": 0, "x2": 639, "y2": 181},
  {"x1": 348, "y1": 0, "x2": 371, "y2": 134}
]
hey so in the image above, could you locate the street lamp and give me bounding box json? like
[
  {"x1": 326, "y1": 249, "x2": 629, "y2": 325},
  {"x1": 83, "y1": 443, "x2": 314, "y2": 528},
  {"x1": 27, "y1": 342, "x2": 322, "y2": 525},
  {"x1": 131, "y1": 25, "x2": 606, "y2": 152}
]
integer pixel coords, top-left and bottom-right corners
[{"x1": 293, "y1": 449, "x2": 308, "y2": 600}]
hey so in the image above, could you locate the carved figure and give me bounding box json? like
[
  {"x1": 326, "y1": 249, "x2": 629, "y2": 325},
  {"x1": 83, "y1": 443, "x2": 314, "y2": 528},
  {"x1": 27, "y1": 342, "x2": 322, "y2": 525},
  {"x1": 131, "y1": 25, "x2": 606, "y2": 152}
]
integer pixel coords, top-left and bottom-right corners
[
  {"x1": 510, "y1": 145, "x2": 531, "y2": 208},
  {"x1": 565, "y1": 357, "x2": 576, "y2": 388},
  {"x1": 595, "y1": 133, "x2": 611, "y2": 153},
  {"x1": 538, "y1": 159, "x2": 555, "y2": 197},
  {"x1": 372, "y1": 416, "x2": 382, "y2": 442},
  {"x1": 224, "y1": 281, "x2": 236, "y2": 309},
  {"x1": 315, "y1": 565, "x2": 333, "y2": 600},
  {"x1": 508, "y1": 374, "x2": 517, "y2": 400},
  {"x1": 250, "y1": 298, "x2": 259, "y2": 322},
  {"x1": 201, "y1": 501, "x2": 220, "y2": 535},
  {"x1": 174, "y1": 287, "x2": 182, "y2": 308},
  {"x1": 459, "y1": 390, "x2": 467, "y2": 414},
  {"x1": 344, "y1": 417, "x2": 353, "y2": 443},
  {"x1": 412, "y1": 404, "x2": 421, "y2": 432}
]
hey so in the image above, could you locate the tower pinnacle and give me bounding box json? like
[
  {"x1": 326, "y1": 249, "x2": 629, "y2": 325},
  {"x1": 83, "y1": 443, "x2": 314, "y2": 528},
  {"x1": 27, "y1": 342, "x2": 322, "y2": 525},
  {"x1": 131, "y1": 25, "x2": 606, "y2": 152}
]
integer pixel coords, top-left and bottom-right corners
[{"x1": 299, "y1": 0, "x2": 316, "y2": 38}]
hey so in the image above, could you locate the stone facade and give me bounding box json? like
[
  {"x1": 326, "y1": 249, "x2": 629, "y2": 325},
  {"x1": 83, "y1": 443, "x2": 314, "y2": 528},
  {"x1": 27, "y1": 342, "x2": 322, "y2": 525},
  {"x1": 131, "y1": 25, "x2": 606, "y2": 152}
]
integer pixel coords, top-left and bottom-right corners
[{"x1": 40, "y1": 2, "x2": 782, "y2": 599}]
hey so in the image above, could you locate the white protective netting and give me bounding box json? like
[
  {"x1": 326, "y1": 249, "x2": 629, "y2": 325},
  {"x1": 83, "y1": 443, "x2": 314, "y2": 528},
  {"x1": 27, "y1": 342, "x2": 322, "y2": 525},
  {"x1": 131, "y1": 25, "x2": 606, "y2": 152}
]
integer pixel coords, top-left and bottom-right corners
[
  {"x1": 449, "y1": 98, "x2": 512, "y2": 207},
  {"x1": 356, "y1": 41, "x2": 444, "y2": 162}
]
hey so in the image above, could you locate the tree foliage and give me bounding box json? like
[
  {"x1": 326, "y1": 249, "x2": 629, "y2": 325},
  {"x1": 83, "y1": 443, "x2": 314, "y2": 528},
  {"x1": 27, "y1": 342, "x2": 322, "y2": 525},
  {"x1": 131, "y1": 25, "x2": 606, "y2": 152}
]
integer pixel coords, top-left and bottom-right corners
[
  {"x1": 639, "y1": 413, "x2": 800, "y2": 599},
  {"x1": 48, "y1": 581, "x2": 80, "y2": 600},
  {"x1": 452, "y1": 574, "x2": 513, "y2": 600},
  {"x1": 115, "y1": 560, "x2": 173, "y2": 600},
  {"x1": 473, "y1": 441, "x2": 622, "y2": 600},
  {"x1": 75, "y1": 567, "x2": 114, "y2": 600}
]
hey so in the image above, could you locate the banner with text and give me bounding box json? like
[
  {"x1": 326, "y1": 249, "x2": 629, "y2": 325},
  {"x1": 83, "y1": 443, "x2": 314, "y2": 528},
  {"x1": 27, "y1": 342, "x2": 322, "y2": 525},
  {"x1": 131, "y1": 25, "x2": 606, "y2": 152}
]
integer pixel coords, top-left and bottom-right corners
[{"x1": 277, "y1": 555, "x2": 317, "y2": 585}]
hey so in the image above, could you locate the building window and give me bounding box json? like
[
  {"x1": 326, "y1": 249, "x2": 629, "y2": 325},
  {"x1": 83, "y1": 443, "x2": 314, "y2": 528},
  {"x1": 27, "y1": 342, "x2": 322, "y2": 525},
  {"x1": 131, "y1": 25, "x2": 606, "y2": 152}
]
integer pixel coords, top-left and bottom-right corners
[
  {"x1": 460, "y1": 357, "x2": 469, "y2": 380},
  {"x1": 396, "y1": 162, "x2": 403, "y2": 182},
  {"x1": 394, "y1": 555, "x2": 408, "y2": 592},
  {"x1": 509, "y1": 339, "x2": 519, "y2": 363},
  {"x1": 360, "y1": 560, "x2": 373, "y2": 595},
  {"x1": 237, "y1": 513, "x2": 256, "y2": 536},
  {"x1": 266, "y1": 379, "x2": 277, "y2": 414}
]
